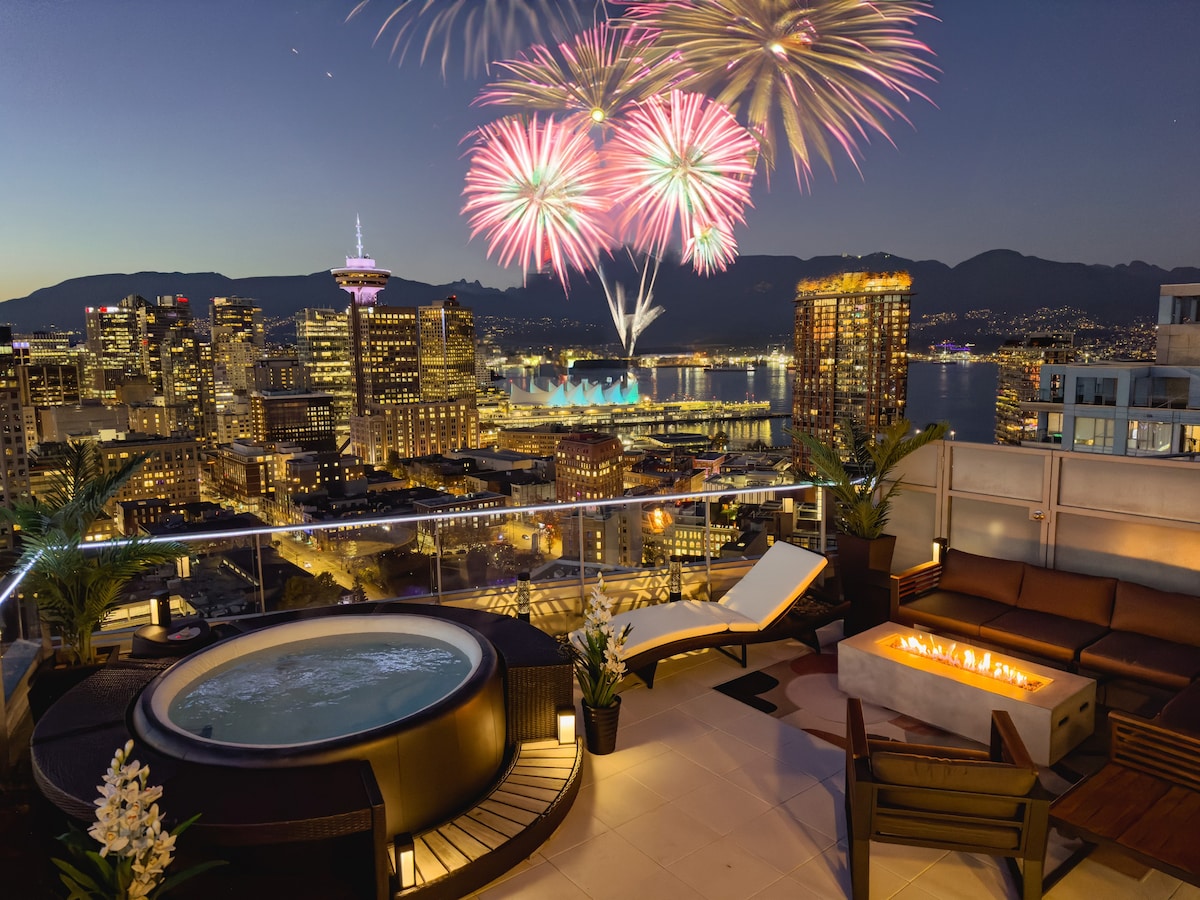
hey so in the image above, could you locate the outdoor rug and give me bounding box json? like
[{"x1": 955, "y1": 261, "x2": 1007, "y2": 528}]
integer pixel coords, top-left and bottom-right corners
[{"x1": 716, "y1": 649, "x2": 1002, "y2": 754}]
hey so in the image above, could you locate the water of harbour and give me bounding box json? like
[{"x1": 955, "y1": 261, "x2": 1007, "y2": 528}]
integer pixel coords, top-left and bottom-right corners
[{"x1": 500, "y1": 361, "x2": 999, "y2": 448}]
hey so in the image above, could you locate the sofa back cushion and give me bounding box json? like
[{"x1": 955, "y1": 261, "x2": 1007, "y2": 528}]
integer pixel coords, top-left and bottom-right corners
[
  {"x1": 937, "y1": 550, "x2": 1024, "y2": 605},
  {"x1": 1111, "y1": 581, "x2": 1200, "y2": 646},
  {"x1": 1017, "y1": 565, "x2": 1116, "y2": 626}
]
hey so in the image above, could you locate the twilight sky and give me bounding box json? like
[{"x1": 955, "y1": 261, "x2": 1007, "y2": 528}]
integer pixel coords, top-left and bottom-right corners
[{"x1": 1, "y1": 1, "x2": 1197, "y2": 306}]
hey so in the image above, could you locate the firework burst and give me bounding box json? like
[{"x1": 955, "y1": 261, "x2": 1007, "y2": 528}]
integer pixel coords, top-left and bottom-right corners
[
  {"x1": 462, "y1": 115, "x2": 613, "y2": 288},
  {"x1": 476, "y1": 23, "x2": 673, "y2": 130},
  {"x1": 621, "y1": 0, "x2": 937, "y2": 184},
  {"x1": 603, "y1": 90, "x2": 757, "y2": 264},
  {"x1": 685, "y1": 219, "x2": 738, "y2": 276},
  {"x1": 348, "y1": 0, "x2": 596, "y2": 77}
]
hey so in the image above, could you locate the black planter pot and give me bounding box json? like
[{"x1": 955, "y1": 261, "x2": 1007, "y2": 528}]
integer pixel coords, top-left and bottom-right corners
[
  {"x1": 836, "y1": 534, "x2": 897, "y2": 636},
  {"x1": 582, "y1": 696, "x2": 621, "y2": 755}
]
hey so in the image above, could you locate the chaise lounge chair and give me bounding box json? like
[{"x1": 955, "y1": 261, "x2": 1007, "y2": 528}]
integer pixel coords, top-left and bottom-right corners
[{"x1": 599, "y1": 541, "x2": 830, "y2": 688}]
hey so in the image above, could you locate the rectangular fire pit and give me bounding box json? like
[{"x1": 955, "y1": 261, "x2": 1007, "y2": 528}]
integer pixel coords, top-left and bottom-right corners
[{"x1": 838, "y1": 623, "x2": 1095, "y2": 765}]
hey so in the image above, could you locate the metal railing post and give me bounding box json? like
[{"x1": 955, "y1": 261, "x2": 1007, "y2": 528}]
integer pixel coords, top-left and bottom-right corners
[
  {"x1": 434, "y1": 521, "x2": 444, "y2": 603},
  {"x1": 577, "y1": 505, "x2": 586, "y2": 614},
  {"x1": 255, "y1": 532, "x2": 266, "y2": 615},
  {"x1": 704, "y1": 501, "x2": 713, "y2": 600}
]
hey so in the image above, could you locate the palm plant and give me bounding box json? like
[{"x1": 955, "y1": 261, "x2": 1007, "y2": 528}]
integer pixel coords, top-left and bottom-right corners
[
  {"x1": 1, "y1": 440, "x2": 185, "y2": 665},
  {"x1": 791, "y1": 418, "x2": 948, "y2": 539}
]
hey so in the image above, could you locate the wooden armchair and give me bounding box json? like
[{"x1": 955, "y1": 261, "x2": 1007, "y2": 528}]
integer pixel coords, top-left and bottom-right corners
[{"x1": 845, "y1": 698, "x2": 1053, "y2": 900}]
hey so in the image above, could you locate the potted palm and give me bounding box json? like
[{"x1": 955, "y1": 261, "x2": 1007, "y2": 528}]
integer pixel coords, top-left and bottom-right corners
[
  {"x1": 1, "y1": 441, "x2": 185, "y2": 715},
  {"x1": 791, "y1": 419, "x2": 947, "y2": 631}
]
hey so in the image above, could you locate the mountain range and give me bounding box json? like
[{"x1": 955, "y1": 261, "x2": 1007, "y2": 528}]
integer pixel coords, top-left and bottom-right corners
[{"x1": 2, "y1": 250, "x2": 1196, "y2": 348}]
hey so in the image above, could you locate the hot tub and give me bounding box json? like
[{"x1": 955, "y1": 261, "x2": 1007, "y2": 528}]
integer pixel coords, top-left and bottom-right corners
[{"x1": 132, "y1": 614, "x2": 507, "y2": 837}]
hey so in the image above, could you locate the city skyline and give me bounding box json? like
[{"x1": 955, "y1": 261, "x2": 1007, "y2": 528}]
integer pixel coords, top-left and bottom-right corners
[{"x1": 1, "y1": 1, "x2": 1197, "y2": 307}]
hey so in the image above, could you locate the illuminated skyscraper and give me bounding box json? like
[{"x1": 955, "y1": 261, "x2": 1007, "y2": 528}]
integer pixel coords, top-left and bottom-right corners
[
  {"x1": 419, "y1": 296, "x2": 476, "y2": 403},
  {"x1": 555, "y1": 432, "x2": 624, "y2": 502},
  {"x1": 296, "y1": 308, "x2": 353, "y2": 431},
  {"x1": 0, "y1": 326, "x2": 31, "y2": 548},
  {"x1": 791, "y1": 272, "x2": 912, "y2": 471},
  {"x1": 150, "y1": 296, "x2": 202, "y2": 434},
  {"x1": 209, "y1": 296, "x2": 263, "y2": 444},
  {"x1": 83, "y1": 295, "x2": 150, "y2": 401},
  {"x1": 995, "y1": 333, "x2": 1074, "y2": 445}
]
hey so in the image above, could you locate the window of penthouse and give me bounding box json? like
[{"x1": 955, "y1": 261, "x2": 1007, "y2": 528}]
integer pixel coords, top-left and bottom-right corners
[
  {"x1": 1075, "y1": 376, "x2": 1118, "y2": 406},
  {"x1": 1073, "y1": 416, "x2": 1115, "y2": 452},
  {"x1": 1128, "y1": 420, "x2": 1174, "y2": 454}
]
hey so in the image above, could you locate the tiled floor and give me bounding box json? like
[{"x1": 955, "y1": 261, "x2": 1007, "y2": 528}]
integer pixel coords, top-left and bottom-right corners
[{"x1": 471, "y1": 628, "x2": 1200, "y2": 900}]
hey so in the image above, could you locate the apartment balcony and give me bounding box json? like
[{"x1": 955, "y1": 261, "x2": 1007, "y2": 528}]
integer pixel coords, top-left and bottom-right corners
[{"x1": 3, "y1": 443, "x2": 1199, "y2": 898}]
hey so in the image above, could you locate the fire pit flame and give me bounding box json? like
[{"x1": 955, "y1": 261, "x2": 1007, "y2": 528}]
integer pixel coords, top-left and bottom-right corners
[{"x1": 888, "y1": 634, "x2": 1046, "y2": 692}]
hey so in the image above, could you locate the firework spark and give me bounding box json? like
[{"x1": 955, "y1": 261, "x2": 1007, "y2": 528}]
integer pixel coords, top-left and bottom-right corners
[
  {"x1": 621, "y1": 0, "x2": 937, "y2": 184},
  {"x1": 685, "y1": 219, "x2": 738, "y2": 276},
  {"x1": 462, "y1": 115, "x2": 613, "y2": 288},
  {"x1": 599, "y1": 254, "x2": 664, "y2": 356},
  {"x1": 348, "y1": 0, "x2": 596, "y2": 77},
  {"x1": 476, "y1": 23, "x2": 672, "y2": 130},
  {"x1": 603, "y1": 90, "x2": 757, "y2": 264}
]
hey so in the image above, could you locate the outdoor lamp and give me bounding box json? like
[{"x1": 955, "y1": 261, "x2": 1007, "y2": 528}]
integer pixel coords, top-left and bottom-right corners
[
  {"x1": 395, "y1": 833, "x2": 416, "y2": 889},
  {"x1": 932, "y1": 537, "x2": 949, "y2": 564},
  {"x1": 668, "y1": 555, "x2": 683, "y2": 603},
  {"x1": 150, "y1": 597, "x2": 171, "y2": 628},
  {"x1": 515, "y1": 572, "x2": 531, "y2": 623},
  {"x1": 557, "y1": 706, "x2": 577, "y2": 745}
]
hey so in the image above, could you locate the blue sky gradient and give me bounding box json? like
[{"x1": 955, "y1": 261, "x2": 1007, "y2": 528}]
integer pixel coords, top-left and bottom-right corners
[{"x1": 1, "y1": 1, "x2": 1196, "y2": 304}]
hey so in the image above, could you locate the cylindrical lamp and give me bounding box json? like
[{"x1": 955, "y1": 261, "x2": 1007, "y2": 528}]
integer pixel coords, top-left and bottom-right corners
[
  {"x1": 515, "y1": 571, "x2": 531, "y2": 623},
  {"x1": 668, "y1": 555, "x2": 683, "y2": 603}
]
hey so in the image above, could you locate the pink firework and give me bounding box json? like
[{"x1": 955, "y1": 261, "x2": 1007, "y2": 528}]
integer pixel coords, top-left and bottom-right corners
[
  {"x1": 603, "y1": 90, "x2": 757, "y2": 262},
  {"x1": 685, "y1": 219, "x2": 738, "y2": 276},
  {"x1": 462, "y1": 115, "x2": 613, "y2": 288}
]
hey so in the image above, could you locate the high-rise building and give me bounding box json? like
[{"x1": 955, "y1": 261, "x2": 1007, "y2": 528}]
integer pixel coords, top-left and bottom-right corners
[
  {"x1": 250, "y1": 390, "x2": 337, "y2": 452},
  {"x1": 1022, "y1": 284, "x2": 1200, "y2": 456},
  {"x1": 419, "y1": 296, "x2": 476, "y2": 403},
  {"x1": 83, "y1": 295, "x2": 150, "y2": 401},
  {"x1": 209, "y1": 296, "x2": 263, "y2": 444},
  {"x1": 791, "y1": 272, "x2": 912, "y2": 471},
  {"x1": 296, "y1": 308, "x2": 353, "y2": 431},
  {"x1": 555, "y1": 432, "x2": 624, "y2": 502},
  {"x1": 0, "y1": 327, "x2": 30, "y2": 547},
  {"x1": 995, "y1": 333, "x2": 1074, "y2": 445},
  {"x1": 150, "y1": 296, "x2": 201, "y2": 434},
  {"x1": 350, "y1": 399, "x2": 479, "y2": 465},
  {"x1": 331, "y1": 218, "x2": 404, "y2": 415}
]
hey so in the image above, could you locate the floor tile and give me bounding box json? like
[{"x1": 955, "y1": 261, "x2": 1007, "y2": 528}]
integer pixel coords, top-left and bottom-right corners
[
  {"x1": 670, "y1": 833, "x2": 788, "y2": 900},
  {"x1": 615, "y1": 802, "x2": 723, "y2": 867},
  {"x1": 727, "y1": 805, "x2": 838, "y2": 873},
  {"x1": 475, "y1": 859, "x2": 590, "y2": 899},
  {"x1": 788, "y1": 843, "x2": 909, "y2": 899},
  {"x1": 674, "y1": 726, "x2": 782, "y2": 775},
  {"x1": 552, "y1": 830, "x2": 702, "y2": 900},
  {"x1": 624, "y1": 748, "x2": 722, "y2": 800},
  {"x1": 1045, "y1": 856, "x2": 1181, "y2": 900},
  {"x1": 586, "y1": 769, "x2": 670, "y2": 828},
  {"x1": 671, "y1": 777, "x2": 774, "y2": 836}
]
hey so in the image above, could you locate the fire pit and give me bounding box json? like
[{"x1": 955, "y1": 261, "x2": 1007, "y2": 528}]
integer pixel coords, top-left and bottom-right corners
[{"x1": 838, "y1": 623, "x2": 1095, "y2": 765}]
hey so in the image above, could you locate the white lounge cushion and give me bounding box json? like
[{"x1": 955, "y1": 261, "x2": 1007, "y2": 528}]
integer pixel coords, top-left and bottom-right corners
[
  {"x1": 718, "y1": 541, "x2": 828, "y2": 629},
  {"x1": 608, "y1": 601, "x2": 742, "y2": 659}
]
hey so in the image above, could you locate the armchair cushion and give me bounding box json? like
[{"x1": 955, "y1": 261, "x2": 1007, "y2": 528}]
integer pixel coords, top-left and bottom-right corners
[
  {"x1": 871, "y1": 750, "x2": 1037, "y2": 820},
  {"x1": 1079, "y1": 631, "x2": 1200, "y2": 690},
  {"x1": 1111, "y1": 581, "x2": 1200, "y2": 647},
  {"x1": 937, "y1": 550, "x2": 1024, "y2": 605}
]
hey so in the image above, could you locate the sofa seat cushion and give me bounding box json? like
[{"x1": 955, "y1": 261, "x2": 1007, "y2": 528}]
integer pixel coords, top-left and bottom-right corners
[
  {"x1": 979, "y1": 609, "x2": 1109, "y2": 664},
  {"x1": 1158, "y1": 680, "x2": 1200, "y2": 736},
  {"x1": 896, "y1": 591, "x2": 1010, "y2": 638},
  {"x1": 1080, "y1": 632, "x2": 1200, "y2": 690},
  {"x1": 1111, "y1": 581, "x2": 1200, "y2": 647},
  {"x1": 938, "y1": 550, "x2": 1024, "y2": 605},
  {"x1": 1016, "y1": 565, "x2": 1116, "y2": 627}
]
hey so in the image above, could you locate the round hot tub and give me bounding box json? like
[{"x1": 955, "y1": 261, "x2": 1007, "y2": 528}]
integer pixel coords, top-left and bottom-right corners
[{"x1": 133, "y1": 613, "x2": 506, "y2": 837}]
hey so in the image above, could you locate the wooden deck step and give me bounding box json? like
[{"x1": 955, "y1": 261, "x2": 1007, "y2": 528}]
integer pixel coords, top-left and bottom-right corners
[{"x1": 395, "y1": 738, "x2": 584, "y2": 897}]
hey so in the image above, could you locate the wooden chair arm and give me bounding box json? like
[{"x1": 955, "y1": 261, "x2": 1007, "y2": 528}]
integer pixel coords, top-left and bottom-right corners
[
  {"x1": 889, "y1": 559, "x2": 943, "y2": 619},
  {"x1": 847, "y1": 698, "x2": 870, "y2": 760},
  {"x1": 989, "y1": 709, "x2": 1036, "y2": 770},
  {"x1": 1109, "y1": 709, "x2": 1200, "y2": 792}
]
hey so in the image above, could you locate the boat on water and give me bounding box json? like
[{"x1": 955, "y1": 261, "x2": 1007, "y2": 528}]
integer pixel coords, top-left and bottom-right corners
[
  {"x1": 704, "y1": 364, "x2": 755, "y2": 372},
  {"x1": 929, "y1": 341, "x2": 975, "y2": 363}
]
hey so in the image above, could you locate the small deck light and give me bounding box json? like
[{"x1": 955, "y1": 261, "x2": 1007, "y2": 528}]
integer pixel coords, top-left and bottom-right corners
[
  {"x1": 557, "y1": 706, "x2": 576, "y2": 745},
  {"x1": 515, "y1": 572, "x2": 531, "y2": 623},
  {"x1": 932, "y1": 537, "x2": 948, "y2": 564},
  {"x1": 668, "y1": 555, "x2": 683, "y2": 602},
  {"x1": 395, "y1": 832, "x2": 416, "y2": 889},
  {"x1": 150, "y1": 596, "x2": 171, "y2": 627}
]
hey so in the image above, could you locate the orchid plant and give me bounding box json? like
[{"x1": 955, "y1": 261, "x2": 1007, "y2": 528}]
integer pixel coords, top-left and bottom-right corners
[
  {"x1": 53, "y1": 740, "x2": 223, "y2": 899},
  {"x1": 567, "y1": 574, "x2": 631, "y2": 709}
]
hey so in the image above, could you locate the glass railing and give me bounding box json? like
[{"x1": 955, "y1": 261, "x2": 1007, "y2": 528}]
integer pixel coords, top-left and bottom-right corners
[{"x1": 0, "y1": 481, "x2": 825, "y2": 691}]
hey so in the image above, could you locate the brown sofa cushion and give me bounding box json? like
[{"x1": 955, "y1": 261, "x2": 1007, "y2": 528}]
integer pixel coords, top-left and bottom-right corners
[
  {"x1": 937, "y1": 550, "x2": 1024, "y2": 605},
  {"x1": 980, "y1": 609, "x2": 1109, "y2": 664},
  {"x1": 896, "y1": 591, "x2": 1010, "y2": 639},
  {"x1": 1079, "y1": 632, "x2": 1200, "y2": 690},
  {"x1": 1016, "y1": 565, "x2": 1116, "y2": 627},
  {"x1": 1111, "y1": 581, "x2": 1200, "y2": 647}
]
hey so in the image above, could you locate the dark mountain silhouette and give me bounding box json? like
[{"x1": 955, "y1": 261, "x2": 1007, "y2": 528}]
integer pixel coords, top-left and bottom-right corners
[{"x1": 1, "y1": 251, "x2": 1195, "y2": 347}]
